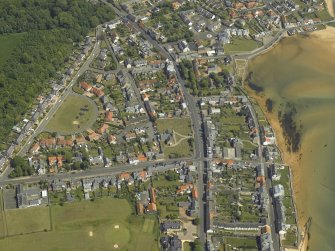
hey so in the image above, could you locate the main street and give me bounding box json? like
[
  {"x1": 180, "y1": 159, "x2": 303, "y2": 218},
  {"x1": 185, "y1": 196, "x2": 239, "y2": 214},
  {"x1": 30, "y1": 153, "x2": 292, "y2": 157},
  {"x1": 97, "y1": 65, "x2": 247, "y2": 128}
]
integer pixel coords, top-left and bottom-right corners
[{"x1": 0, "y1": 157, "x2": 195, "y2": 188}]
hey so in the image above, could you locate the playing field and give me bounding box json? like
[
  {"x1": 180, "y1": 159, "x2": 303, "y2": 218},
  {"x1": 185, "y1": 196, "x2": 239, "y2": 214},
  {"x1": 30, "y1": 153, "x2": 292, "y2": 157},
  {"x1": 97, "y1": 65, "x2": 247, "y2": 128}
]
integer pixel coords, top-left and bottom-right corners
[
  {"x1": 0, "y1": 198, "x2": 159, "y2": 251},
  {"x1": 5, "y1": 206, "x2": 51, "y2": 236},
  {"x1": 0, "y1": 33, "x2": 25, "y2": 66},
  {"x1": 46, "y1": 93, "x2": 98, "y2": 134}
]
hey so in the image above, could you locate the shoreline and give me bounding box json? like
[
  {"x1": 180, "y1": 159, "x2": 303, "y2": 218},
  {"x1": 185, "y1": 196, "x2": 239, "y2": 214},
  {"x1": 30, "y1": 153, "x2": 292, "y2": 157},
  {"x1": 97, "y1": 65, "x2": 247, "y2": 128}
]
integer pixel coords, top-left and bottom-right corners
[
  {"x1": 243, "y1": 27, "x2": 335, "y2": 245},
  {"x1": 245, "y1": 89, "x2": 306, "y2": 228},
  {"x1": 326, "y1": 0, "x2": 334, "y2": 17}
]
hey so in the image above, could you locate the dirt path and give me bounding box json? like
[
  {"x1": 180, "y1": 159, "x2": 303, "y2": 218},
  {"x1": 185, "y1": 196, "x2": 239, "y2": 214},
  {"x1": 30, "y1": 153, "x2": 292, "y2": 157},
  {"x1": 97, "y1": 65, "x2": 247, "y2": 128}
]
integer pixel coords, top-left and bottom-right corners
[{"x1": 168, "y1": 131, "x2": 192, "y2": 147}]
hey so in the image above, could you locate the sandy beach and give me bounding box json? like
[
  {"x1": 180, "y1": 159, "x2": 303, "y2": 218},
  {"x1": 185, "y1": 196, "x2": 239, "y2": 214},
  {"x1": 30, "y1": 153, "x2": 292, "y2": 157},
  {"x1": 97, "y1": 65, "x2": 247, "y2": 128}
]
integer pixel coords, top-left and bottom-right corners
[{"x1": 325, "y1": 0, "x2": 334, "y2": 17}]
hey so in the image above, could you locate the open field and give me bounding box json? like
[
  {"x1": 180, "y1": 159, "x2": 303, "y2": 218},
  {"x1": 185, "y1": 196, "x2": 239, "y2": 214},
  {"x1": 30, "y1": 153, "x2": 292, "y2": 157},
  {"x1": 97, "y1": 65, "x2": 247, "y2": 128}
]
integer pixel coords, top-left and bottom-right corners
[
  {"x1": 164, "y1": 139, "x2": 193, "y2": 159},
  {"x1": 142, "y1": 217, "x2": 156, "y2": 233},
  {"x1": 224, "y1": 38, "x2": 260, "y2": 53},
  {"x1": 223, "y1": 237, "x2": 258, "y2": 251},
  {"x1": 46, "y1": 93, "x2": 98, "y2": 134},
  {"x1": 157, "y1": 118, "x2": 192, "y2": 136},
  {"x1": 157, "y1": 118, "x2": 193, "y2": 158},
  {"x1": 0, "y1": 198, "x2": 159, "y2": 251},
  {"x1": 5, "y1": 206, "x2": 51, "y2": 236},
  {"x1": 0, "y1": 33, "x2": 25, "y2": 66}
]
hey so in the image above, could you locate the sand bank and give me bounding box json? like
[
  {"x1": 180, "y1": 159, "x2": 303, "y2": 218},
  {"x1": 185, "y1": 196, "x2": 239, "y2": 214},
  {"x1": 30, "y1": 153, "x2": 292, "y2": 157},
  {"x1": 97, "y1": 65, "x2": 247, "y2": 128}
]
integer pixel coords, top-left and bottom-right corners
[
  {"x1": 311, "y1": 26, "x2": 335, "y2": 48},
  {"x1": 325, "y1": 0, "x2": 334, "y2": 17}
]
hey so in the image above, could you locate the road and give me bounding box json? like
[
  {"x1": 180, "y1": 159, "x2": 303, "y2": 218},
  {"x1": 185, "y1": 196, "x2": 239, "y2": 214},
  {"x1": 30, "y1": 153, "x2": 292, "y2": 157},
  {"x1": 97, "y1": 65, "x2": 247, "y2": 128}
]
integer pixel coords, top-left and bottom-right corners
[{"x1": 0, "y1": 157, "x2": 195, "y2": 188}]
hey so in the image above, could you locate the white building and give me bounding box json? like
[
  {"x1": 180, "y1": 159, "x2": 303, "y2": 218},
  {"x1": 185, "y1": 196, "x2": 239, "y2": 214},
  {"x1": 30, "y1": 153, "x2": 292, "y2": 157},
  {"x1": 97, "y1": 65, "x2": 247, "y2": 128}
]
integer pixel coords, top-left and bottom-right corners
[{"x1": 273, "y1": 184, "x2": 285, "y2": 198}]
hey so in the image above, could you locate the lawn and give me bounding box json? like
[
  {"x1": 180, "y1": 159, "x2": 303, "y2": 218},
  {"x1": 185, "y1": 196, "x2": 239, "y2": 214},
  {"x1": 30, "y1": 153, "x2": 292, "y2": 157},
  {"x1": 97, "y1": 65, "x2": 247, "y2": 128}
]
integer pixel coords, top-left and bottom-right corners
[
  {"x1": 46, "y1": 94, "x2": 98, "y2": 134},
  {"x1": 0, "y1": 198, "x2": 159, "y2": 251},
  {"x1": 164, "y1": 139, "x2": 193, "y2": 159},
  {"x1": 183, "y1": 241, "x2": 193, "y2": 251},
  {"x1": 224, "y1": 237, "x2": 258, "y2": 250},
  {"x1": 157, "y1": 118, "x2": 193, "y2": 158},
  {"x1": 5, "y1": 206, "x2": 51, "y2": 236},
  {"x1": 157, "y1": 118, "x2": 192, "y2": 136},
  {"x1": 224, "y1": 38, "x2": 260, "y2": 53},
  {"x1": 0, "y1": 33, "x2": 25, "y2": 66}
]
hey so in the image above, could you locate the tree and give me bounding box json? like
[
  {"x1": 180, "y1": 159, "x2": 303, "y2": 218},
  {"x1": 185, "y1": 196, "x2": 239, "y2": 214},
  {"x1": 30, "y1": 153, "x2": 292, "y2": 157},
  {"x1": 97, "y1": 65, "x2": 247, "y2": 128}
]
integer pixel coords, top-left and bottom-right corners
[
  {"x1": 10, "y1": 156, "x2": 34, "y2": 178},
  {"x1": 64, "y1": 151, "x2": 73, "y2": 163},
  {"x1": 166, "y1": 170, "x2": 179, "y2": 181},
  {"x1": 193, "y1": 217, "x2": 200, "y2": 225},
  {"x1": 193, "y1": 239, "x2": 202, "y2": 251}
]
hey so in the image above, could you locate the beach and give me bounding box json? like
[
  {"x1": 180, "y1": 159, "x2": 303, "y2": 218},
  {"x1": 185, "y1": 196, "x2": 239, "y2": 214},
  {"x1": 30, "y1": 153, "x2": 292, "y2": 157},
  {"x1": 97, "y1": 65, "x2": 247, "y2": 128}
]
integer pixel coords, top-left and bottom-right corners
[
  {"x1": 325, "y1": 0, "x2": 334, "y2": 17},
  {"x1": 246, "y1": 26, "x2": 335, "y2": 251}
]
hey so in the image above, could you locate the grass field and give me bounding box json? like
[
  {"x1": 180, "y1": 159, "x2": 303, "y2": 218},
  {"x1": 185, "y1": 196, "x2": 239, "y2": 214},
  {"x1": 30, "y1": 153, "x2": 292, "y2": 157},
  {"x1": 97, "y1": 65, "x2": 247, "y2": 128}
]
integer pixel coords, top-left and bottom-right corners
[
  {"x1": 224, "y1": 237, "x2": 258, "y2": 251},
  {"x1": 164, "y1": 139, "x2": 193, "y2": 158},
  {"x1": 0, "y1": 33, "x2": 25, "y2": 66},
  {"x1": 157, "y1": 118, "x2": 192, "y2": 136},
  {"x1": 225, "y1": 38, "x2": 260, "y2": 53},
  {"x1": 0, "y1": 198, "x2": 159, "y2": 251},
  {"x1": 157, "y1": 118, "x2": 193, "y2": 158},
  {"x1": 46, "y1": 94, "x2": 98, "y2": 134},
  {"x1": 5, "y1": 206, "x2": 51, "y2": 236}
]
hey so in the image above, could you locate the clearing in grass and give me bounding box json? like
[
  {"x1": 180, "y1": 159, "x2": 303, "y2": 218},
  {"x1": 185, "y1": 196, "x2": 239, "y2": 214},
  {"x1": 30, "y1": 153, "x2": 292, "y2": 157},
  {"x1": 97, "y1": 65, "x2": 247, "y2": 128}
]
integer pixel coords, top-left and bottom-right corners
[
  {"x1": 45, "y1": 94, "x2": 98, "y2": 134},
  {"x1": 0, "y1": 198, "x2": 159, "y2": 251}
]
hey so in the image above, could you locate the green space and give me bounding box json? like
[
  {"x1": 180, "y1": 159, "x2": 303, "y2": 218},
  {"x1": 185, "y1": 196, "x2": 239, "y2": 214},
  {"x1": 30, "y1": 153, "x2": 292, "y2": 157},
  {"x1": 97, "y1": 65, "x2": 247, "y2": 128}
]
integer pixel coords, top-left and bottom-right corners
[
  {"x1": 0, "y1": 198, "x2": 159, "y2": 251},
  {"x1": 184, "y1": 242, "x2": 193, "y2": 251},
  {"x1": 46, "y1": 94, "x2": 98, "y2": 134},
  {"x1": 224, "y1": 39, "x2": 260, "y2": 53},
  {"x1": 164, "y1": 139, "x2": 193, "y2": 159},
  {"x1": 0, "y1": 33, "x2": 25, "y2": 66},
  {"x1": 157, "y1": 118, "x2": 193, "y2": 158},
  {"x1": 157, "y1": 118, "x2": 192, "y2": 136},
  {"x1": 5, "y1": 206, "x2": 51, "y2": 236},
  {"x1": 223, "y1": 237, "x2": 258, "y2": 251}
]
